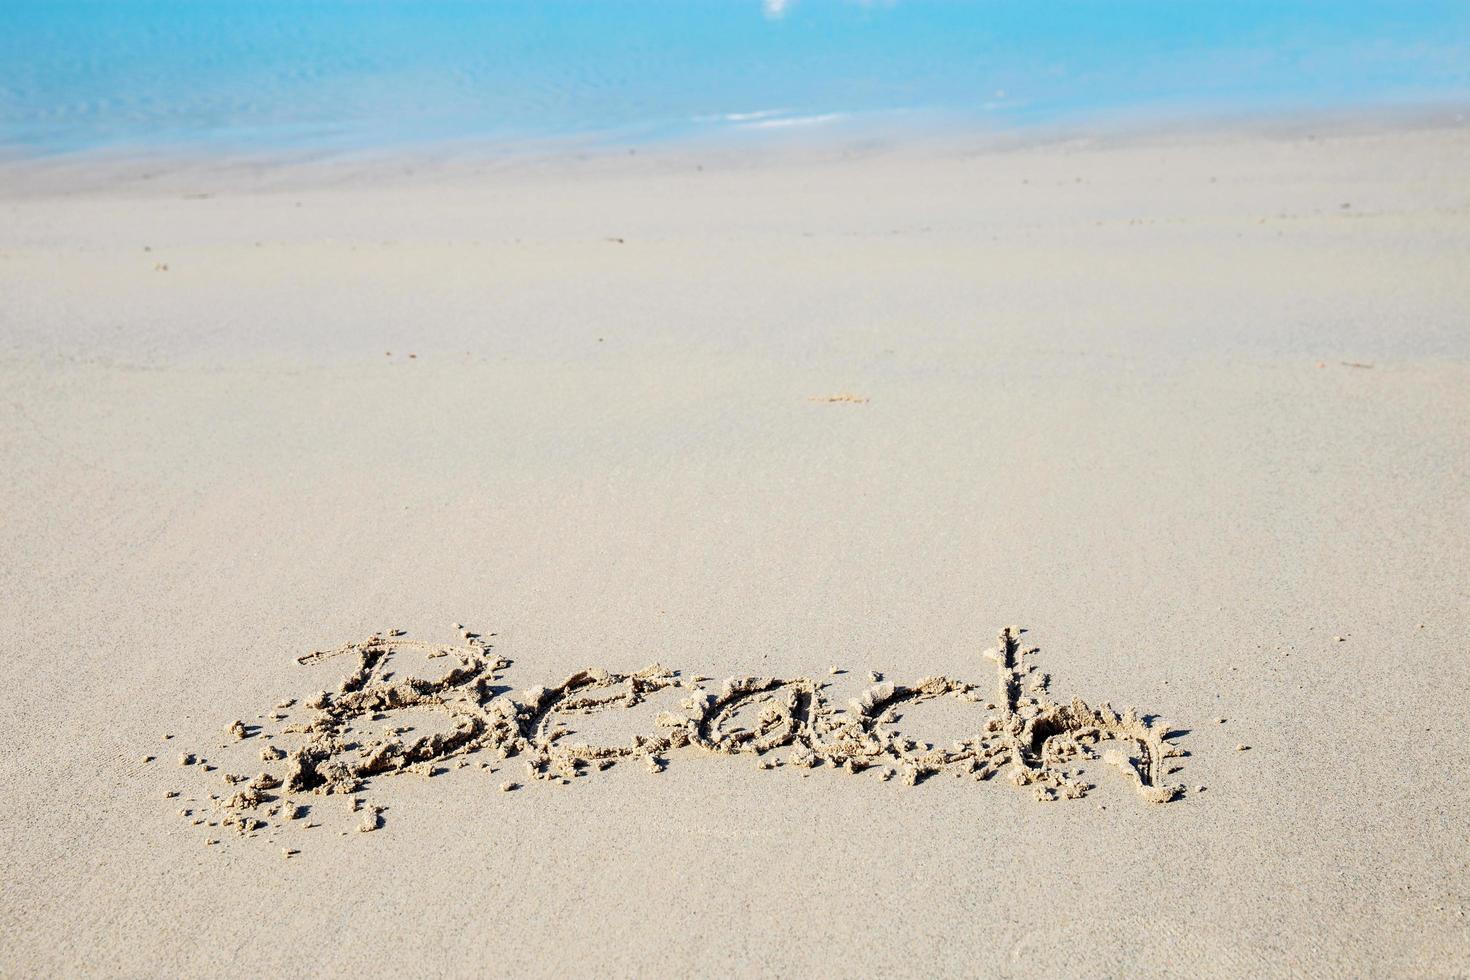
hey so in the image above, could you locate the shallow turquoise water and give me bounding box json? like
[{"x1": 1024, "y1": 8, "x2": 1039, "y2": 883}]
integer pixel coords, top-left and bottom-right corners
[{"x1": 2, "y1": 1, "x2": 1468, "y2": 156}]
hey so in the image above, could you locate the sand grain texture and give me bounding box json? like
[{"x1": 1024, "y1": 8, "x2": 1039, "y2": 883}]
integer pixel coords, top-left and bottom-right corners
[{"x1": 2, "y1": 122, "x2": 1468, "y2": 976}]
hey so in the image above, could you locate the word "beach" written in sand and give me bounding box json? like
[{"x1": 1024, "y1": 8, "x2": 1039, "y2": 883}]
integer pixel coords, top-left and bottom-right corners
[{"x1": 165, "y1": 627, "x2": 1187, "y2": 845}]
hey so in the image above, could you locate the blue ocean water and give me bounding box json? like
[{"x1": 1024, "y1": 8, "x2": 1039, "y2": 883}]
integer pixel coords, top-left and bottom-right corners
[{"x1": 2, "y1": 1, "x2": 1468, "y2": 157}]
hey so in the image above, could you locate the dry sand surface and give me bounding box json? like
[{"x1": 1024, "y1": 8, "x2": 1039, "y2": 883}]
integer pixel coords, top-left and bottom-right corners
[{"x1": 2, "y1": 120, "x2": 1468, "y2": 977}]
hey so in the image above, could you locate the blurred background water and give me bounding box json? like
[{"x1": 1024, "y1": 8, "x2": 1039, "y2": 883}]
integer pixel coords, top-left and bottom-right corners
[{"x1": 2, "y1": 0, "x2": 1468, "y2": 158}]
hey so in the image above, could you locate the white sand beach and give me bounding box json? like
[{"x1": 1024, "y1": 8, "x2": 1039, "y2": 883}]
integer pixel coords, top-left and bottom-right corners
[{"x1": 2, "y1": 119, "x2": 1468, "y2": 976}]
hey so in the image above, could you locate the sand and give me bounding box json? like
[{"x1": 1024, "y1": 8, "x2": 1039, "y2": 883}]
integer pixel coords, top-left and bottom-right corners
[{"x1": 1, "y1": 118, "x2": 1468, "y2": 976}]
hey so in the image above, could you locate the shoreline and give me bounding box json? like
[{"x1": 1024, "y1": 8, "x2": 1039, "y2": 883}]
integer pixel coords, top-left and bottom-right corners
[{"x1": 2, "y1": 99, "x2": 1467, "y2": 198}]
